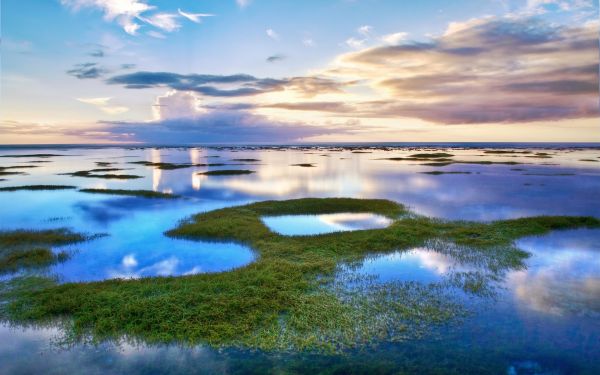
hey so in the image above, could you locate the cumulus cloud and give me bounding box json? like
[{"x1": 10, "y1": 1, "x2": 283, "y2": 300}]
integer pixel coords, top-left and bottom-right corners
[{"x1": 100, "y1": 90, "x2": 346, "y2": 143}]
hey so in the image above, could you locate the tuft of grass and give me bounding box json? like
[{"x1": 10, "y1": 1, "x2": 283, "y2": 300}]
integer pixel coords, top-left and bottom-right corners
[
  {"x1": 291, "y1": 163, "x2": 316, "y2": 167},
  {"x1": 0, "y1": 185, "x2": 76, "y2": 192},
  {"x1": 197, "y1": 169, "x2": 254, "y2": 176},
  {"x1": 579, "y1": 159, "x2": 598, "y2": 162},
  {"x1": 2, "y1": 198, "x2": 598, "y2": 352},
  {"x1": 79, "y1": 188, "x2": 179, "y2": 199}
]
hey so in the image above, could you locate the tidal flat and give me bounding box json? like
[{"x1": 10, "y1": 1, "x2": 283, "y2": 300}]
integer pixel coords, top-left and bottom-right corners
[{"x1": 0, "y1": 145, "x2": 599, "y2": 374}]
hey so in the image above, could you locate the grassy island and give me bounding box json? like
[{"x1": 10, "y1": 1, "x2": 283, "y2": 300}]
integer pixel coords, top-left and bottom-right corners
[{"x1": 1, "y1": 198, "x2": 599, "y2": 352}]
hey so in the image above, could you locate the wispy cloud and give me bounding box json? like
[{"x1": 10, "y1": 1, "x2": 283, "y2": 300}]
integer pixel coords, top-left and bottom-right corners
[
  {"x1": 60, "y1": 0, "x2": 212, "y2": 36},
  {"x1": 266, "y1": 54, "x2": 286, "y2": 63},
  {"x1": 76, "y1": 97, "x2": 129, "y2": 114},
  {"x1": 177, "y1": 9, "x2": 214, "y2": 23},
  {"x1": 106, "y1": 71, "x2": 347, "y2": 98},
  {"x1": 67, "y1": 62, "x2": 107, "y2": 79}
]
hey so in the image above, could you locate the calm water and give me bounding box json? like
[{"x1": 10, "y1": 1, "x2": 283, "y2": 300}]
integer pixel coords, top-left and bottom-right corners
[{"x1": 0, "y1": 145, "x2": 599, "y2": 374}]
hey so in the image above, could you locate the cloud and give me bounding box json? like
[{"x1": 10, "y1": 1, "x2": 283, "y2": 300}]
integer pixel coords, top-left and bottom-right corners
[
  {"x1": 60, "y1": 0, "x2": 212, "y2": 36},
  {"x1": 345, "y1": 37, "x2": 366, "y2": 49},
  {"x1": 138, "y1": 12, "x2": 180, "y2": 32},
  {"x1": 177, "y1": 9, "x2": 214, "y2": 23},
  {"x1": 106, "y1": 71, "x2": 347, "y2": 98},
  {"x1": 67, "y1": 62, "x2": 107, "y2": 79},
  {"x1": 76, "y1": 97, "x2": 129, "y2": 115},
  {"x1": 380, "y1": 32, "x2": 408, "y2": 45},
  {"x1": 266, "y1": 28, "x2": 280, "y2": 40},
  {"x1": 88, "y1": 49, "x2": 105, "y2": 57},
  {"x1": 319, "y1": 16, "x2": 599, "y2": 124},
  {"x1": 357, "y1": 25, "x2": 373, "y2": 36},
  {"x1": 147, "y1": 30, "x2": 166, "y2": 39},
  {"x1": 60, "y1": 0, "x2": 153, "y2": 35},
  {"x1": 266, "y1": 54, "x2": 286, "y2": 63},
  {"x1": 102, "y1": 91, "x2": 342, "y2": 143}
]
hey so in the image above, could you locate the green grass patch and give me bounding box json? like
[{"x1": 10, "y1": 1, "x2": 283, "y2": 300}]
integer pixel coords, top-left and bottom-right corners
[
  {"x1": 79, "y1": 188, "x2": 179, "y2": 199},
  {"x1": 2, "y1": 198, "x2": 598, "y2": 352},
  {"x1": 0, "y1": 229, "x2": 87, "y2": 274},
  {"x1": 198, "y1": 169, "x2": 255, "y2": 176},
  {"x1": 0, "y1": 185, "x2": 76, "y2": 192}
]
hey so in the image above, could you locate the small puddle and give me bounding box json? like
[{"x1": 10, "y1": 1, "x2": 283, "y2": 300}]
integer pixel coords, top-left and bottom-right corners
[{"x1": 261, "y1": 213, "x2": 392, "y2": 235}]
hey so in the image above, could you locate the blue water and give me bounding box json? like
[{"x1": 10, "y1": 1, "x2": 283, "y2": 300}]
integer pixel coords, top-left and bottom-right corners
[
  {"x1": 262, "y1": 212, "x2": 392, "y2": 235},
  {"x1": 0, "y1": 145, "x2": 599, "y2": 374}
]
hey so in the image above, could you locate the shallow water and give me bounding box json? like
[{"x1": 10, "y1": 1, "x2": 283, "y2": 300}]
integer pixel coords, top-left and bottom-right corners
[
  {"x1": 262, "y1": 212, "x2": 392, "y2": 235},
  {"x1": 1, "y1": 145, "x2": 599, "y2": 374}
]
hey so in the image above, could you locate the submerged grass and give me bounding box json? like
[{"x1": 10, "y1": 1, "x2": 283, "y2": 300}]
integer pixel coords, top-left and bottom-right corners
[
  {"x1": 2, "y1": 197, "x2": 599, "y2": 352},
  {"x1": 0, "y1": 185, "x2": 76, "y2": 192},
  {"x1": 79, "y1": 188, "x2": 179, "y2": 199}
]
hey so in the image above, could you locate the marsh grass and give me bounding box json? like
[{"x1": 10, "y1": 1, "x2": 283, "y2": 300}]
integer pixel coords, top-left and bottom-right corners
[
  {"x1": 62, "y1": 168, "x2": 142, "y2": 179},
  {"x1": 198, "y1": 169, "x2": 255, "y2": 176},
  {"x1": 291, "y1": 163, "x2": 316, "y2": 167},
  {"x1": 0, "y1": 185, "x2": 76, "y2": 192},
  {"x1": 0, "y1": 229, "x2": 87, "y2": 274},
  {"x1": 79, "y1": 188, "x2": 179, "y2": 199},
  {"x1": 2, "y1": 198, "x2": 598, "y2": 352}
]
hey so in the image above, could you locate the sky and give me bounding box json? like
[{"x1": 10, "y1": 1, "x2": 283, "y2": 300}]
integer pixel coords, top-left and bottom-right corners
[{"x1": 1, "y1": 0, "x2": 599, "y2": 144}]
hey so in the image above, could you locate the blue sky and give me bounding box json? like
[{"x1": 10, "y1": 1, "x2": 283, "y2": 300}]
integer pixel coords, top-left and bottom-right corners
[{"x1": 1, "y1": 0, "x2": 599, "y2": 143}]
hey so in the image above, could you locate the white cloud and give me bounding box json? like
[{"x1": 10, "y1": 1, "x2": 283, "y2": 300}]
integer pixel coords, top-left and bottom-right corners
[
  {"x1": 177, "y1": 8, "x2": 214, "y2": 23},
  {"x1": 266, "y1": 28, "x2": 280, "y2": 40},
  {"x1": 345, "y1": 37, "x2": 366, "y2": 49},
  {"x1": 380, "y1": 32, "x2": 408, "y2": 45},
  {"x1": 139, "y1": 12, "x2": 180, "y2": 32},
  {"x1": 152, "y1": 90, "x2": 205, "y2": 120},
  {"x1": 61, "y1": 0, "x2": 153, "y2": 35},
  {"x1": 357, "y1": 25, "x2": 373, "y2": 36},
  {"x1": 76, "y1": 97, "x2": 129, "y2": 115}
]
